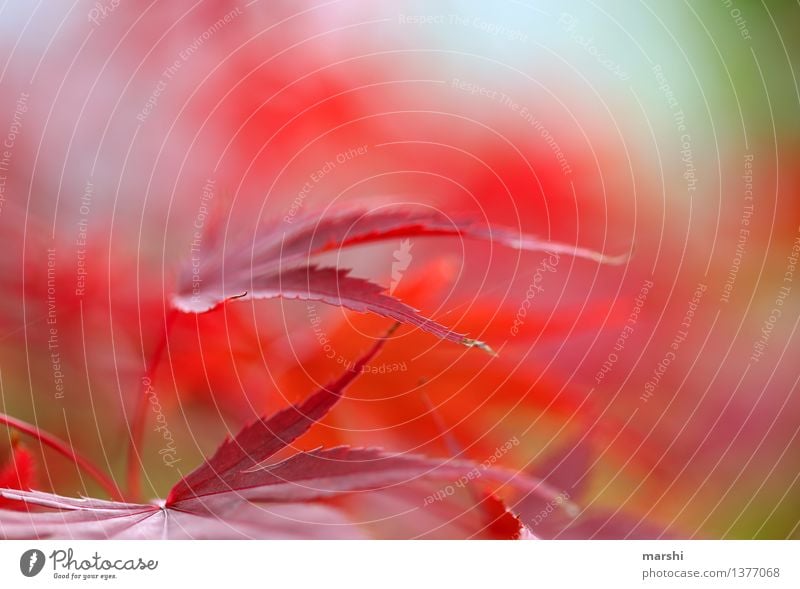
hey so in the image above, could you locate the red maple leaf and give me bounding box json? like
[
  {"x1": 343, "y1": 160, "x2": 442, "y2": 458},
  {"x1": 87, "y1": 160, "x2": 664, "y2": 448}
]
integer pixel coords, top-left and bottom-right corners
[
  {"x1": 1, "y1": 334, "x2": 543, "y2": 539},
  {"x1": 173, "y1": 207, "x2": 624, "y2": 349}
]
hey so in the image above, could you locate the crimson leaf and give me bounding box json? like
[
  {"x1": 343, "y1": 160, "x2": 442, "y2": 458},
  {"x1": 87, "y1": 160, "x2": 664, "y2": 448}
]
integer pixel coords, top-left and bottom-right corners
[
  {"x1": 1, "y1": 335, "x2": 551, "y2": 539},
  {"x1": 173, "y1": 207, "x2": 625, "y2": 349}
]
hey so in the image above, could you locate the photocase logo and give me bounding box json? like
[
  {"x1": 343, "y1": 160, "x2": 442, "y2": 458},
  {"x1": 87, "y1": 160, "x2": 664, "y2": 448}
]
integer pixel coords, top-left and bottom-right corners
[
  {"x1": 20, "y1": 549, "x2": 46, "y2": 577},
  {"x1": 390, "y1": 239, "x2": 413, "y2": 295}
]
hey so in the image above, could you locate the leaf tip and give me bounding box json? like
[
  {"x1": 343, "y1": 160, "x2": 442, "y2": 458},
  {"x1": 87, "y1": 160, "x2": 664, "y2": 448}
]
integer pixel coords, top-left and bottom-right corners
[
  {"x1": 461, "y1": 338, "x2": 497, "y2": 356},
  {"x1": 602, "y1": 248, "x2": 634, "y2": 266}
]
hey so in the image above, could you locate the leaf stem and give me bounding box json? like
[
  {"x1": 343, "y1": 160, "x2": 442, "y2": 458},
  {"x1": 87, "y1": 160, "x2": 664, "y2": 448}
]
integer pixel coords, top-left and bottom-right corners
[
  {"x1": 126, "y1": 308, "x2": 178, "y2": 502},
  {"x1": 0, "y1": 412, "x2": 123, "y2": 501}
]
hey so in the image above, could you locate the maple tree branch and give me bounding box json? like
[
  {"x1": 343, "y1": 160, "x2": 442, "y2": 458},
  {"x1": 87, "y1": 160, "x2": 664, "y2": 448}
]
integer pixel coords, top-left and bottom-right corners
[{"x1": 0, "y1": 412, "x2": 123, "y2": 501}]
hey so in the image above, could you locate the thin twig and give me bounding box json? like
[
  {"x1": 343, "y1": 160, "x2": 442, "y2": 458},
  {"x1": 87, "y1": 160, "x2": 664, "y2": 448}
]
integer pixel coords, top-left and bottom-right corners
[{"x1": 126, "y1": 308, "x2": 178, "y2": 502}]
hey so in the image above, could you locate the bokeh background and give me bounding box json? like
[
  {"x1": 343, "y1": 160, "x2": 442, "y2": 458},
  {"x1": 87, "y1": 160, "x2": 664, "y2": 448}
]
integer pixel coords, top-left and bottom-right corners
[{"x1": 1, "y1": 0, "x2": 798, "y2": 538}]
